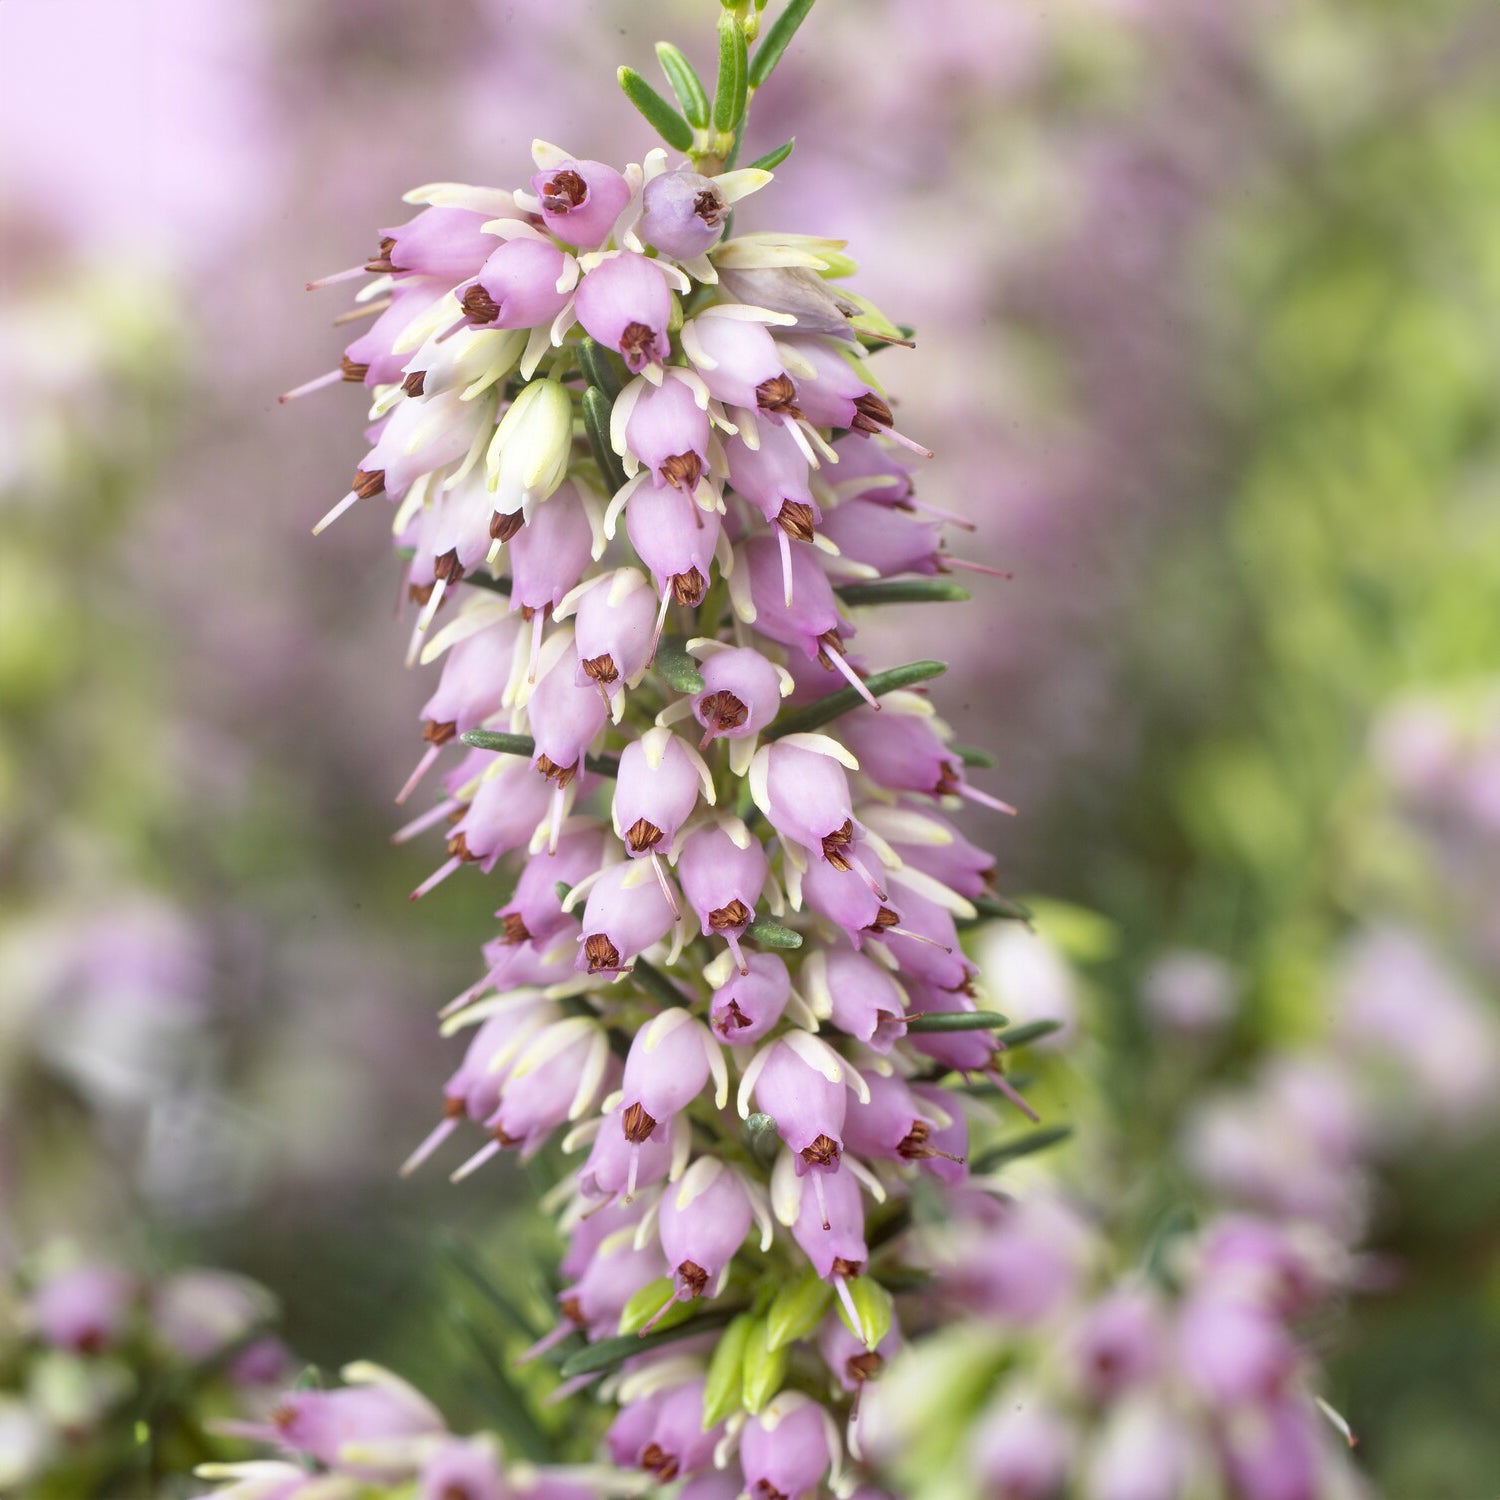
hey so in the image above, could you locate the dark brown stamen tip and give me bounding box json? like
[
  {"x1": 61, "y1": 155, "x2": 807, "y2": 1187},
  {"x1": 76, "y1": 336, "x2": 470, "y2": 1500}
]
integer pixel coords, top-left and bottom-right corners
[
  {"x1": 461, "y1": 284, "x2": 501, "y2": 324},
  {"x1": 697, "y1": 690, "x2": 748, "y2": 737},
  {"x1": 640, "y1": 1443, "x2": 680, "y2": 1483},
  {"x1": 490, "y1": 509, "x2": 526, "y2": 543},
  {"x1": 677, "y1": 1260, "x2": 709, "y2": 1298},
  {"x1": 815, "y1": 627, "x2": 845, "y2": 672},
  {"x1": 660, "y1": 451, "x2": 703, "y2": 491},
  {"x1": 535, "y1": 754, "x2": 577, "y2": 788},
  {"x1": 752, "y1": 1483, "x2": 789, "y2": 1500},
  {"x1": 851, "y1": 392, "x2": 893, "y2": 434},
  {"x1": 422, "y1": 718, "x2": 457, "y2": 746},
  {"x1": 408, "y1": 581, "x2": 435, "y2": 606},
  {"x1": 831, "y1": 1256, "x2": 864, "y2": 1278},
  {"x1": 821, "y1": 818, "x2": 855, "y2": 871},
  {"x1": 671, "y1": 567, "x2": 708, "y2": 607},
  {"x1": 584, "y1": 933, "x2": 622, "y2": 973},
  {"x1": 432, "y1": 548, "x2": 465, "y2": 585},
  {"x1": 622, "y1": 1101, "x2": 657, "y2": 1143},
  {"x1": 755, "y1": 373, "x2": 802, "y2": 418},
  {"x1": 402, "y1": 369, "x2": 427, "y2": 397},
  {"x1": 446, "y1": 831, "x2": 478, "y2": 863},
  {"x1": 364, "y1": 236, "x2": 399, "y2": 273},
  {"x1": 341, "y1": 354, "x2": 370, "y2": 382},
  {"x1": 717, "y1": 998, "x2": 753, "y2": 1033},
  {"x1": 500, "y1": 912, "x2": 531, "y2": 945},
  {"x1": 443, "y1": 1095, "x2": 466, "y2": 1119},
  {"x1": 709, "y1": 898, "x2": 752, "y2": 931},
  {"x1": 541, "y1": 169, "x2": 587, "y2": 213},
  {"x1": 777, "y1": 499, "x2": 816, "y2": 542},
  {"x1": 270, "y1": 1402, "x2": 297, "y2": 1431},
  {"x1": 625, "y1": 816, "x2": 664, "y2": 853},
  {"x1": 933, "y1": 762, "x2": 964, "y2": 797},
  {"x1": 581, "y1": 651, "x2": 618, "y2": 685},
  {"x1": 352, "y1": 467, "x2": 385, "y2": 499},
  {"x1": 866, "y1": 907, "x2": 901, "y2": 932},
  {"x1": 560, "y1": 1295, "x2": 585, "y2": 1325},
  {"x1": 620, "y1": 320, "x2": 660, "y2": 367},
  {"x1": 693, "y1": 187, "x2": 727, "y2": 227},
  {"x1": 801, "y1": 1133, "x2": 841, "y2": 1169},
  {"x1": 847, "y1": 1351, "x2": 885, "y2": 1383},
  {"x1": 492, "y1": 1123, "x2": 521, "y2": 1148}
]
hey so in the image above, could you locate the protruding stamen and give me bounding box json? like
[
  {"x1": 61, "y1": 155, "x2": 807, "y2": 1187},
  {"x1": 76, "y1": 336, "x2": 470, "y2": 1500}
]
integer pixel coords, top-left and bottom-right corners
[
  {"x1": 392, "y1": 797, "x2": 460, "y2": 844},
  {"x1": 811, "y1": 1170, "x2": 832, "y2": 1232},
  {"x1": 944, "y1": 557, "x2": 1014, "y2": 579},
  {"x1": 279, "y1": 368, "x2": 343, "y2": 403},
  {"x1": 410, "y1": 855, "x2": 464, "y2": 901},
  {"x1": 777, "y1": 525, "x2": 795, "y2": 608},
  {"x1": 986, "y1": 1066, "x2": 1040, "y2": 1123},
  {"x1": 649, "y1": 850, "x2": 681, "y2": 918},
  {"x1": 305, "y1": 264, "x2": 368, "y2": 290},
  {"x1": 395, "y1": 744, "x2": 444, "y2": 806},
  {"x1": 956, "y1": 782, "x2": 1017, "y2": 816},
  {"x1": 881, "y1": 925, "x2": 952, "y2": 954},
  {"x1": 399, "y1": 1111, "x2": 460, "y2": 1177},
  {"x1": 311, "y1": 490, "x2": 360, "y2": 536},
  {"x1": 449, "y1": 1138, "x2": 502, "y2": 1182},
  {"x1": 528, "y1": 609, "x2": 546, "y2": 684},
  {"x1": 824, "y1": 646, "x2": 880, "y2": 709}
]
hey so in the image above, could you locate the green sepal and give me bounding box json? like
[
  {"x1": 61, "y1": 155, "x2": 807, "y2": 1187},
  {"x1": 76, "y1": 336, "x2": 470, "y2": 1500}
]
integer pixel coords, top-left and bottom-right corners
[
  {"x1": 655, "y1": 637, "x2": 706, "y2": 694},
  {"x1": 995, "y1": 1019, "x2": 1064, "y2": 1049},
  {"x1": 577, "y1": 337, "x2": 623, "y2": 402},
  {"x1": 765, "y1": 1269, "x2": 833, "y2": 1351},
  {"x1": 655, "y1": 42, "x2": 710, "y2": 129},
  {"x1": 971, "y1": 1125, "x2": 1073, "y2": 1174},
  {"x1": 713, "y1": 13, "x2": 749, "y2": 133},
  {"x1": 617, "y1": 66, "x2": 695, "y2": 152},
  {"x1": 582, "y1": 386, "x2": 628, "y2": 497},
  {"x1": 740, "y1": 1316, "x2": 789, "y2": 1414},
  {"x1": 619, "y1": 1277, "x2": 682, "y2": 1336},
  {"x1": 836, "y1": 579, "x2": 970, "y2": 607},
  {"x1": 905, "y1": 1010, "x2": 1009, "y2": 1034},
  {"x1": 836, "y1": 1277, "x2": 893, "y2": 1351},
  {"x1": 742, "y1": 1111, "x2": 781, "y2": 1169},
  {"x1": 745, "y1": 137, "x2": 795, "y2": 172},
  {"x1": 558, "y1": 1306, "x2": 740, "y2": 1378},
  {"x1": 702, "y1": 1312, "x2": 755, "y2": 1428},
  {"x1": 744, "y1": 917, "x2": 803, "y2": 948},
  {"x1": 748, "y1": 0, "x2": 816, "y2": 90},
  {"x1": 764, "y1": 659, "x2": 947, "y2": 740}
]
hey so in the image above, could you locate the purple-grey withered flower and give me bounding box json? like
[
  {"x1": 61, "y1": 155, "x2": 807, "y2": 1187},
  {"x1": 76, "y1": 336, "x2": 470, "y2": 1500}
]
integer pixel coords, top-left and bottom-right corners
[
  {"x1": 638, "y1": 169, "x2": 731, "y2": 260},
  {"x1": 575, "y1": 252, "x2": 672, "y2": 372}
]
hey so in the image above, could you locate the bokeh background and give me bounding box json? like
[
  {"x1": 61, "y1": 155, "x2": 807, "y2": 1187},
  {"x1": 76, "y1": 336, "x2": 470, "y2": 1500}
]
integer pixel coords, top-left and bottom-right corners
[{"x1": 2, "y1": 0, "x2": 1498, "y2": 1493}]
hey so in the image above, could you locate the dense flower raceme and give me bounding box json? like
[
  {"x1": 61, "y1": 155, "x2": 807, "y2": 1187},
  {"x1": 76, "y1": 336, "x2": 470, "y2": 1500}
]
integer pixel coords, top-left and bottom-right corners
[
  {"x1": 285, "y1": 131, "x2": 1046, "y2": 1496},
  {"x1": 0, "y1": 1251, "x2": 289, "y2": 1495}
]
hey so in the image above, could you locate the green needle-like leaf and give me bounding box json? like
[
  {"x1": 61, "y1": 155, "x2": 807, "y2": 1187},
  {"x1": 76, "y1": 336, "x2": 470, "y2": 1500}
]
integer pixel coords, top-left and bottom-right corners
[
  {"x1": 577, "y1": 337, "x2": 623, "y2": 402},
  {"x1": 744, "y1": 917, "x2": 803, "y2": 949},
  {"x1": 617, "y1": 66, "x2": 695, "y2": 152},
  {"x1": 655, "y1": 638, "x2": 706, "y2": 693},
  {"x1": 745, "y1": 137, "x2": 795, "y2": 172},
  {"x1": 971, "y1": 893, "x2": 1034, "y2": 924},
  {"x1": 953, "y1": 743, "x2": 995, "y2": 768},
  {"x1": 836, "y1": 579, "x2": 972, "y2": 607},
  {"x1": 995, "y1": 1019, "x2": 1064, "y2": 1049},
  {"x1": 632, "y1": 957, "x2": 691, "y2": 1009},
  {"x1": 764, "y1": 659, "x2": 946, "y2": 740},
  {"x1": 656, "y1": 42, "x2": 710, "y2": 128},
  {"x1": 748, "y1": 0, "x2": 816, "y2": 90},
  {"x1": 461, "y1": 729, "x2": 620, "y2": 778},
  {"x1": 559, "y1": 1307, "x2": 740, "y2": 1378},
  {"x1": 905, "y1": 1010, "x2": 1009, "y2": 1034},
  {"x1": 971, "y1": 1125, "x2": 1073, "y2": 1174},
  {"x1": 582, "y1": 386, "x2": 627, "y2": 496},
  {"x1": 713, "y1": 13, "x2": 749, "y2": 133}
]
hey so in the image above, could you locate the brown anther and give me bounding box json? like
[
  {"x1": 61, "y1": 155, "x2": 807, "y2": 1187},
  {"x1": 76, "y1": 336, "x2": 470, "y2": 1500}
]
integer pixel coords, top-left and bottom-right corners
[
  {"x1": 584, "y1": 933, "x2": 622, "y2": 972},
  {"x1": 851, "y1": 392, "x2": 894, "y2": 434},
  {"x1": 581, "y1": 651, "x2": 618, "y2": 685},
  {"x1": 933, "y1": 762, "x2": 962, "y2": 797},
  {"x1": 443, "y1": 1095, "x2": 466, "y2": 1119},
  {"x1": 625, "y1": 817, "x2": 664, "y2": 853},
  {"x1": 535, "y1": 754, "x2": 577, "y2": 788},
  {"x1": 776, "y1": 500, "x2": 816, "y2": 542},
  {"x1": 364, "y1": 235, "x2": 398, "y2": 273},
  {"x1": 341, "y1": 354, "x2": 370, "y2": 382},
  {"x1": 402, "y1": 369, "x2": 427, "y2": 397},
  {"x1": 622, "y1": 1101, "x2": 657, "y2": 1142},
  {"x1": 441, "y1": 1483, "x2": 475, "y2": 1500},
  {"x1": 717, "y1": 998, "x2": 753, "y2": 1033},
  {"x1": 815, "y1": 627, "x2": 845, "y2": 671},
  {"x1": 560, "y1": 1296, "x2": 585, "y2": 1325},
  {"x1": 492, "y1": 1123, "x2": 522, "y2": 1148},
  {"x1": 830, "y1": 1256, "x2": 864, "y2": 1278},
  {"x1": 461, "y1": 284, "x2": 501, "y2": 324},
  {"x1": 75, "y1": 1328, "x2": 105, "y2": 1355},
  {"x1": 540, "y1": 169, "x2": 587, "y2": 213},
  {"x1": 446, "y1": 831, "x2": 477, "y2": 863},
  {"x1": 446, "y1": 807, "x2": 465, "y2": 825},
  {"x1": 866, "y1": 907, "x2": 900, "y2": 932},
  {"x1": 271, "y1": 1403, "x2": 297, "y2": 1431},
  {"x1": 693, "y1": 187, "x2": 727, "y2": 226},
  {"x1": 640, "y1": 1444, "x2": 680, "y2": 1483},
  {"x1": 433, "y1": 548, "x2": 465, "y2": 585},
  {"x1": 660, "y1": 451, "x2": 703, "y2": 491},
  {"x1": 408, "y1": 581, "x2": 435, "y2": 606},
  {"x1": 671, "y1": 567, "x2": 708, "y2": 607},
  {"x1": 752, "y1": 1483, "x2": 789, "y2": 1500},
  {"x1": 677, "y1": 1260, "x2": 709, "y2": 1298},
  {"x1": 847, "y1": 1351, "x2": 885, "y2": 1384},
  {"x1": 500, "y1": 912, "x2": 531, "y2": 945},
  {"x1": 898, "y1": 1120, "x2": 957, "y2": 1162},
  {"x1": 422, "y1": 718, "x2": 457, "y2": 746},
  {"x1": 801, "y1": 1133, "x2": 841, "y2": 1169},
  {"x1": 489, "y1": 509, "x2": 526, "y2": 543},
  {"x1": 697, "y1": 691, "x2": 748, "y2": 739},
  {"x1": 821, "y1": 818, "x2": 856, "y2": 871},
  {"x1": 352, "y1": 467, "x2": 385, "y2": 499},
  {"x1": 755, "y1": 373, "x2": 802, "y2": 418},
  {"x1": 709, "y1": 898, "x2": 752, "y2": 931},
  {"x1": 620, "y1": 320, "x2": 660, "y2": 366}
]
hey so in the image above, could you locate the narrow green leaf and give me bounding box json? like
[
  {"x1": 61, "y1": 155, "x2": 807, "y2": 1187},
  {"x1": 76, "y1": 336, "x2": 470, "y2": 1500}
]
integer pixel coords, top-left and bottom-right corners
[
  {"x1": 965, "y1": 893, "x2": 1034, "y2": 925},
  {"x1": 765, "y1": 1270, "x2": 833, "y2": 1351},
  {"x1": 655, "y1": 638, "x2": 706, "y2": 694},
  {"x1": 744, "y1": 917, "x2": 803, "y2": 949},
  {"x1": 905, "y1": 1010, "x2": 1009, "y2": 1034},
  {"x1": 740, "y1": 1317, "x2": 789, "y2": 1414},
  {"x1": 702, "y1": 1313, "x2": 754, "y2": 1428},
  {"x1": 577, "y1": 337, "x2": 622, "y2": 402},
  {"x1": 656, "y1": 42, "x2": 710, "y2": 129},
  {"x1": 971, "y1": 1125, "x2": 1073, "y2": 1174},
  {"x1": 836, "y1": 579, "x2": 971, "y2": 607},
  {"x1": 559, "y1": 1307, "x2": 739, "y2": 1378},
  {"x1": 555, "y1": 881, "x2": 572, "y2": 904},
  {"x1": 748, "y1": 0, "x2": 816, "y2": 89},
  {"x1": 764, "y1": 659, "x2": 947, "y2": 740},
  {"x1": 995, "y1": 1019, "x2": 1063, "y2": 1049},
  {"x1": 742, "y1": 1111, "x2": 781, "y2": 1169},
  {"x1": 632, "y1": 957, "x2": 692, "y2": 1010},
  {"x1": 582, "y1": 386, "x2": 628, "y2": 496},
  {"x1": 835, "y1": 1278, "x2": 893, "y2": 1351},
  {"x1": 460, "y1": 729, "x2": 619, "y2": 778},
  {"x1": 439, "y1": 1233, "x2": 545, "y2": 1339},
  {"x1": 617, "y1": 66, "x2": 694, "y2": 152},
  {"x1": 713, "y1": 13, "x2": 749, "y2": 133},
  {"x1": 449, "y1": 1310, "x2": 553, "y2": 1462},
  {"x1": 618, "y1": 1277, "x2": 681, "y2": 1336},
  {"x1": 953, "y1": 743, "x2": 995, "y2": 768},
  {"x1": 745, "y1": 137, "x2": 795, "y2": 172}
]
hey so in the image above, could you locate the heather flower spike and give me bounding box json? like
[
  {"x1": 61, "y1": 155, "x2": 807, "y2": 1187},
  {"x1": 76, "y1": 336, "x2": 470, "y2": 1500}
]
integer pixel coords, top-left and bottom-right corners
[{"x1": 287, "y1": 3, "x2": 1070, "y2": 1494}]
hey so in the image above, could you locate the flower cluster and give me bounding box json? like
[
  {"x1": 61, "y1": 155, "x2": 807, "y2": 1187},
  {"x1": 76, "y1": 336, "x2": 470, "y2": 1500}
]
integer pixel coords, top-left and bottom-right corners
[
  {"x1": 0, "y1": 1251, "x2": 288, "y2": 1495},
  {"x1": 290, "y1": 28, "x2": 1040, "y2": 1489}
]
